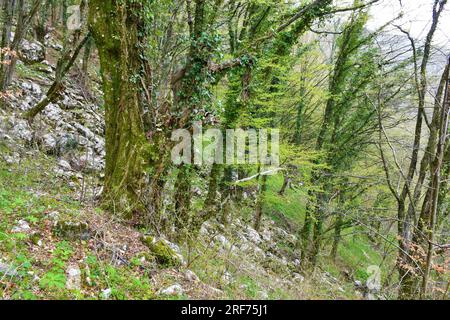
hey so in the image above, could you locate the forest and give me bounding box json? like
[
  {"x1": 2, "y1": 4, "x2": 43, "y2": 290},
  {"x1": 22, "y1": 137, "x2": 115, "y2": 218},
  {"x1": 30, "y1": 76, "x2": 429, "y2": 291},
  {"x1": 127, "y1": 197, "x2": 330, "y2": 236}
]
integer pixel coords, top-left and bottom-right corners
[{"x1": 0, "y1": 0, "x2": 449, "y2": 301}]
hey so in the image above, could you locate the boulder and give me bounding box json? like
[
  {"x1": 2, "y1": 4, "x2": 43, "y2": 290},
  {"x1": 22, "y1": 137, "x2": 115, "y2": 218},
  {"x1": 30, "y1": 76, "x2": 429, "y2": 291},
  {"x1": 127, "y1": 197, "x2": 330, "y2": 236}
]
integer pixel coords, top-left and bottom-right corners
[
  {"x1": 11, "y1": 119, "x2": 33, "y2": 143},
  {"x1": 158, "y1": 284, "x2": 183, "y2": 296},
  {"x1": 18, "y1": 39, "x2": 45, "y2": 64},
  {"x1": 185, "y1": 270, "x2": 199, "y2": 282},
  {"x1": 11, "y1": 220, "x2": 31, "y2": 233},
  {"x1": 53, "y1": 220, "x2": 91, "y2": 241},
  {"x1": 141, "y1": 236, "x2": 183, "y2": 267},
  {"x1": 66, "y1": 265, "x2": 81, "y2": 290},
  {"x1": 244, "y1": 226, "x2": 262, "y2": 244},
  {"x1": 101, "y1": 288, "x2": 112, "y2": 299}
]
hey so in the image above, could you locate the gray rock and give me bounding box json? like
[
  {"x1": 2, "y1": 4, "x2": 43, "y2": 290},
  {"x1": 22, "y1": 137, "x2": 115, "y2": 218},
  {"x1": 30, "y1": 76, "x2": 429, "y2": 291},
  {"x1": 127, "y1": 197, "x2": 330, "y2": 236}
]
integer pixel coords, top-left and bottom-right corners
[
  {"x1": 43, "y1": 103, "x2": 63, "y2": 122},
  {"x1": 260, "y1": 228, "x2": 272, "y2": 242},
  {"x1": 11, "y1": 220, "x2": 31, "y2": 233},
  {"x1": 159, "y1": 284, "x2": 183, "y2": 296},
  {"x1": 41, "y1": 133, "x2": 57, "y2": 152},
  {"x1": 253, "y1": 246, "x2": 266, "y2": 260},
  {"x1": 58, "y1": 159, "x2": 72, "y2": 171},
  {"x1": 257, "y1": 290, "x2": 269, "y2": 299},
  {"x1": 66, "y1": 265, "x2": 81, "y2": 290},
  {"x1": 0, "y1": 262, "x2": 19, "y2": 277},
  {"x1": 11, "y1": 119, "x2": 33, "y2": 143},
  {"x1": 19, "y1": 39, "x2": 45, "y2": 64},
  {"x1": 245, "y1": 226, "x2": 261, "y2": 244},
  {"x1": 215, "y1": 234, "x2": 231, "y2": 249},
  {"x1": 221, "y1": 271, "x2": 233, "y2": 285},
  {"x1": 101, "y1": 288, "x2": 112, "y2": 299},
  {"x1": 3, "y1": 152, "x2": 20, "y2": 165},
  {"x1": 20, "y1": 81, "x2": 42, "y2": 96},
  {"x1": 185, "y1": 270, "x2": 199, "y2": 282},
  {"x1": 293, "y1": 273, "x2": 305, "y2": 283}
]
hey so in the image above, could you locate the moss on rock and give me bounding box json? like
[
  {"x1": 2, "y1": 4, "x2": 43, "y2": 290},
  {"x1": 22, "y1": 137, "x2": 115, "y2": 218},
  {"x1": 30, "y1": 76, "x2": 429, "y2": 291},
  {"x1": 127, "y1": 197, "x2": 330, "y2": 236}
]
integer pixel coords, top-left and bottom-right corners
[
  {"x1": 141, "y1": 236, "x2": 181, "y2": 268},
  {"x1": 53, "y1": 220, "x2": 91, "y2": 241}
]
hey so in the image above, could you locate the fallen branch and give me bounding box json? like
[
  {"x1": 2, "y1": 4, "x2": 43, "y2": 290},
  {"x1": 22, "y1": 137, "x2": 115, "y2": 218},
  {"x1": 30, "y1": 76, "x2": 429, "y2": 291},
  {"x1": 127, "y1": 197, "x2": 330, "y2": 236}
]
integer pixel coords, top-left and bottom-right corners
[
  {"x1": 234, "y1": 167, "x2": 285, "y2": 184},
  {"x1": 25, "y1": 33, "x2": 91, "y2": 122}
]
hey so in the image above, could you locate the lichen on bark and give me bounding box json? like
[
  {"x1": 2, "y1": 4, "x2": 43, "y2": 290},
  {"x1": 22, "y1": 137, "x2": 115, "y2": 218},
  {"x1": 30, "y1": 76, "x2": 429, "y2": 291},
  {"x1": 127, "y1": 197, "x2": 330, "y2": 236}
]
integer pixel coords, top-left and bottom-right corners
[{"x1": 88, "y1": 0, "x2": 148, "y2": 217}]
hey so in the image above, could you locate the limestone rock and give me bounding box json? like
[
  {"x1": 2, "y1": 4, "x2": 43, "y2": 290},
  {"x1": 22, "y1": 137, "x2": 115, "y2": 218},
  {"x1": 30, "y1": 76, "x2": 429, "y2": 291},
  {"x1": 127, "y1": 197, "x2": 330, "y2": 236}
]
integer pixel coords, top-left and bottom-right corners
[
  {"x1": 11, "y1": 220, "x2": 31, "y2": 233},
  {"x1": 19, "y1": 39, "x2": 45, "y2": 64},
  {"x1": 158, "y1": 284, "x2": 183, "y2": 296},
  {"x1": 66, "y1": 265, "x2": 81, "y2": 290}
]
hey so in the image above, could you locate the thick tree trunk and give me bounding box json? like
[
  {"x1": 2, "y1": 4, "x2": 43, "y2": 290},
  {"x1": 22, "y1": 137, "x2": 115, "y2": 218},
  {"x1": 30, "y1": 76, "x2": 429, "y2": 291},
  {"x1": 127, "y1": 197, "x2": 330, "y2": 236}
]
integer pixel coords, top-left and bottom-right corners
[{"x1": 89, "y1": 0, "x2": 147, "y2": 217}]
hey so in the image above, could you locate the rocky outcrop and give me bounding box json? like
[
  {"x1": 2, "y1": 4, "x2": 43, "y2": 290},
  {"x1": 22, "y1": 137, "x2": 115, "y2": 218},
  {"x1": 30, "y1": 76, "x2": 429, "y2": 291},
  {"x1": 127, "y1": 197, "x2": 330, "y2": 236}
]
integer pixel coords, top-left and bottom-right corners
[{"x1": 18, "y1": 39, "x2": 46, "y2": 64}]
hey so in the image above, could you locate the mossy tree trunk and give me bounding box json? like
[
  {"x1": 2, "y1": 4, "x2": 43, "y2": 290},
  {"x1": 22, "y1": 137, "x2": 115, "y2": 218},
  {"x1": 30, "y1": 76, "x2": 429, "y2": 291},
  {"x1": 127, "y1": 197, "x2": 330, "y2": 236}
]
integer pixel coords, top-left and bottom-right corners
[{"x1": 88, "y1": 0, "x2": 148, "y2": 217}]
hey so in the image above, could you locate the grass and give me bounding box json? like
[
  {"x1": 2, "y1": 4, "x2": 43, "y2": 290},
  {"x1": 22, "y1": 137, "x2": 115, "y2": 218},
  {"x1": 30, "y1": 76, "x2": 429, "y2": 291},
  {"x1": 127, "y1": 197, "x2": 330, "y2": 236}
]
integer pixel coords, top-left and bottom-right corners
[
  {"x1": 0, "y1": 153, "x2": 156, "y2": 300},
  {"x1": 264, "y1": 174, "x2": 307, "y2": 227},
  {"x1": 0, "y1": 149, "x2": 397, "y2": 300}
]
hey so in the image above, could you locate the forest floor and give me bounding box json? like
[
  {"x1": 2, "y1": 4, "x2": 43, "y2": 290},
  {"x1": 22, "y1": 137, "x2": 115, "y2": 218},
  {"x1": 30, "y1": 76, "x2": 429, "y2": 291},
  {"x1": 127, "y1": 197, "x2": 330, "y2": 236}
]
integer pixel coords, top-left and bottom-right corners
[
  {"x1": 0, "y1": 34, "x2": 395, "y2": 300},
  {"x1": 0, "y1": 147, "x2": 393, "y2": 300}
]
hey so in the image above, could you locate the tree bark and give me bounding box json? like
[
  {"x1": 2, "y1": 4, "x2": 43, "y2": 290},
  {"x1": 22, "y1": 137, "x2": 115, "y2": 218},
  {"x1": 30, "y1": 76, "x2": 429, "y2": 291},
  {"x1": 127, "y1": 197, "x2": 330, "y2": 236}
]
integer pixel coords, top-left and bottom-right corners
[{"x1": 88, "y1": 0, "x2": 148, "y2": 217}]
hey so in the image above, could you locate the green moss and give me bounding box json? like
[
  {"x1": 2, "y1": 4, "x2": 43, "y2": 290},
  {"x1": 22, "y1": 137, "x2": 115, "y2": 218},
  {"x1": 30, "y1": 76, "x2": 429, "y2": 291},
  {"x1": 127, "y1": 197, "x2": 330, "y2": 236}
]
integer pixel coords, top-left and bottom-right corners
[
  {"x1": 53, "y1": 220, "x2": 91, "y2": 241},
  {"x1": 141, "y1": 236, "x2": 181, "y2": 268}
]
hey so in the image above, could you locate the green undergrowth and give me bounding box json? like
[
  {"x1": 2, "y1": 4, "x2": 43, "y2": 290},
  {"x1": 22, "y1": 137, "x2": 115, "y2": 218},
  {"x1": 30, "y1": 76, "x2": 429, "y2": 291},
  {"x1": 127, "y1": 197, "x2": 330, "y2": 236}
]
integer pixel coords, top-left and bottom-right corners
[{"x1": 0, "y1": 154, "x2": 155, "y2": 299}]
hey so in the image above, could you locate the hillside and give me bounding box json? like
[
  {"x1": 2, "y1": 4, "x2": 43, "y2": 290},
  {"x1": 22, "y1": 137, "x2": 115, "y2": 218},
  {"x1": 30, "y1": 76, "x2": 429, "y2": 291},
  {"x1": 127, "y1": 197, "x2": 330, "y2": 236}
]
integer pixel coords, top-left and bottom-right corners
[{"x1": 0, "y1": 0, "x2": 449, "y2": 301}]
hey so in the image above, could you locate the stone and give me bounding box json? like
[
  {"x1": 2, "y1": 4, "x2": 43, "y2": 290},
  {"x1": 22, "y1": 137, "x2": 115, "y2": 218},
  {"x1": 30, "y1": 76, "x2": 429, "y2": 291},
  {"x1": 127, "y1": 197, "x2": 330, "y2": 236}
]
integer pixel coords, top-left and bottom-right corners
[
  {"x1": 293, "y1": 273, "x2": 305, "y2": 283},
  {"x1": 257, "y1": 290, "x2": 269, "y2": 299},
  {"x1": 58, "y1": 159, "x2": 72, "y2": 171},
  {"x1": 66, "y1": 265, "x2": 81, "y2": 290},
  {"x1": 47, "y1": 211, "x2": 60, "y2": 221},
  {"x1": 53, "y1": 220, "x2": 91, "y2": 241},
  {"x1": 41, "y1": 133, "x2": 57, "y2": 152},
  {"x1": 185, "y1": 270, "x2": 199, "y2": 282},
  {"x1": 11, "y1": 120, "x2": 33, "y2": 143},
  {"x1": 253, "y1": 246, "x2": 266, "y2": 260},
  {"x1": 221, "y1": 271, "x2": 233, "y2": 285},
  {"x1": 18, "y1": 39, "x2": 45, "y2": 64},
  {"x1": 42, "y1": 103, "x2": 63, "y2": 122},
  {"x1": 245, "y1": 226, "x2": 262, "y2": 244},
  {"x1": 3, "y1": 152, "x2": 20, "y2": 165},
  {"x1": 101, "y1": 288, "x2": 112, "y2": 299},
  {"x1": 0, "y1": 261, "x2": 19, "y2": 277},
  {"x1": 20, "y1": 81, "x2": 42, "y2": 96},
  {"x1": 159, "y1": 284, "x2": 183, "y2": 296},
  {"x1": 260, "y1": 228, "x2": 272, "y2": 242},
  {"x1": 215, "y1": 234, "x2": 231, "y2": 249},
  {"x1": 141, "y1": 236, "x2": 183, "y2": 267},
  {"x1": 11, "y1": 220, "x2": 31, "y2": 233}
]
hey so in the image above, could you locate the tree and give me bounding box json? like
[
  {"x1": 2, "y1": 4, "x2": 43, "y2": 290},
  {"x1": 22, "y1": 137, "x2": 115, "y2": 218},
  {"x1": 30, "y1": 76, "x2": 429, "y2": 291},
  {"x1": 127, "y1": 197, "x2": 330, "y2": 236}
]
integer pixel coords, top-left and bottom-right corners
[{"x1": 88, "y1": 0, "x2": 150, "y2": 216}]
